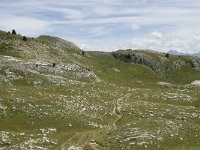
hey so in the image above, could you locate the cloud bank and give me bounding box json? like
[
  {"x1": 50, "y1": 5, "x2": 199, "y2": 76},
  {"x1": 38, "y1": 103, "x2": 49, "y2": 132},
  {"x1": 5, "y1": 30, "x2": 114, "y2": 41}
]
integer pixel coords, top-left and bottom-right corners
[{"x1": 0, "y1": 0, "x2": 200, "y2": 53}]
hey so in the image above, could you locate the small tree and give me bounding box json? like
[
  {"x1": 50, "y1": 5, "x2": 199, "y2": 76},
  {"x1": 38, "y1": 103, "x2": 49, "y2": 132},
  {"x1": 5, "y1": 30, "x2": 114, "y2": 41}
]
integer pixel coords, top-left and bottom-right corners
[
  {"x1": 82, "y1": 51, "x2": 85, "y2": 55},
  {"x1": 12, "y1": 29, "x2": 16, "y2": 35},
  {"x1": 165, "y1": 53, "x2": 169, "y2": 58},
  {"x1": 53, "y1": 63, "x2": 56, "y2": 68},
  {"x1": 22, "y1": 36, "x2": 27, "y2": 41},
  {"x1": 7, "y1": 31, "x2": 10, "y2": 35}
]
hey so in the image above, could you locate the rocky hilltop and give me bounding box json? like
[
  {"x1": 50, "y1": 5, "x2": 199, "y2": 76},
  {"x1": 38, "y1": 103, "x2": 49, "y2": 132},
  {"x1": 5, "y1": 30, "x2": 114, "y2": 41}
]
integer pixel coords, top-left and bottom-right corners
[
  {"x1": 0, "y1": 30, "x2": 101, "y2": 86},
  {"x1": 113, "y1": 50, "x2": 200, "y2": 74}
]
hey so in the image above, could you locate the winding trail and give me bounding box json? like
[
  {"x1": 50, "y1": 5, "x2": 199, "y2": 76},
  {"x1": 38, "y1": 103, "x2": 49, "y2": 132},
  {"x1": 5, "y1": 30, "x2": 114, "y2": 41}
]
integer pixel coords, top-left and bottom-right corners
[
  {"x1": 112, "y1": 93, "x2": 132, "y2": 130},
  {"x1": 62, "y1": 92, "x2": 132, "y2": 150},
  {"x1": 61, "y1": 130, "x2": 101, "y2": 150}
]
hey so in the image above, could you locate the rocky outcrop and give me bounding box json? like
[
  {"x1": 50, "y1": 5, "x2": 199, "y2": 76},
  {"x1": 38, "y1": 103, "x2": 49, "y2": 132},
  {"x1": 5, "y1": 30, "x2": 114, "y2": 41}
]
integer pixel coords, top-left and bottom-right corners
[
  {"x1": 0, "y1": 55, "x2": 101, "y2": 86},
  {"x1": 112, "y1": 52, "x2": 168, "y2": 74},
  {"x1": 186, "y1": 57, "x2": 200, "y2": 68},
  {"x1": 191, "y1": 80, "x2": 200, "y2": 86},
  {"x1": 112, "y1": 51, "x2": 200, "y2": 74}
]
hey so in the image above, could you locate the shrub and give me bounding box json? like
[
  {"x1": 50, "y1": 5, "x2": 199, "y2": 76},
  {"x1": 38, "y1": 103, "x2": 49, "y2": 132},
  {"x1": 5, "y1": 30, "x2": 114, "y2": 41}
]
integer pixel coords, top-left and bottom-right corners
[
  {"x1": 53, "y1": 63, "x2": 56, "y2": 68},
  {"x1": 165, "y1": 53, "x2": 169, "y2": 58},
  {"x1": 12, "y1": 29, "x2": 16, "y2": 35},
  {"x1": 22, "y1": 36, "x2": 27, "y2": 41},
  {"x1": 82, "y1": 51, "x2": 85, "y2": 55}
]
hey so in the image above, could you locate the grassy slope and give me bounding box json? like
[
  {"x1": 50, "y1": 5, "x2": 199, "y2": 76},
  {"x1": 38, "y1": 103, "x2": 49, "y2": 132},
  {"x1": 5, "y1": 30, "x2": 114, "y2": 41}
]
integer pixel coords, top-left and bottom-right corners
[
  {"x1": 0, "y1": 31, "x2": 200, "y2": 150},
  {"x1": 84, "y1": 52, "x2": 162, "y2": 87},
  {"x1": 115, "y1": 49, "x2": 200, "y2": 85}
]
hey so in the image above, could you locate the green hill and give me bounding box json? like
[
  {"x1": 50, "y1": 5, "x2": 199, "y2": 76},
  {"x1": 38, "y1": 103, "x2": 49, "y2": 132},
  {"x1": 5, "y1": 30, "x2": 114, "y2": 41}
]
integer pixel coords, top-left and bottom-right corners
[{"x1": 0, "y1": 30, "x2": 200, "y2": 150}]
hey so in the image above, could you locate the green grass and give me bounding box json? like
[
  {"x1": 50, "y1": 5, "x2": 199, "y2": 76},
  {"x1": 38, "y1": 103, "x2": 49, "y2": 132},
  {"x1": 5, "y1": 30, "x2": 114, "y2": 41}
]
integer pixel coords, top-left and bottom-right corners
[
  {"x1": 0, "y1": 42, "x2": 21, "y2": 57},
  {"x1": 165, "y1": 65, "x2": 200, "y2": 84},
  {"x1": 0, "y1": 30, "x2": 200, "y2": 149},
  {"x1": 0, "y1": 30, "x2": 23, "y2": 40},
  {"x1": 84, "y1": 52, "x2": 162, "y2": 87}
]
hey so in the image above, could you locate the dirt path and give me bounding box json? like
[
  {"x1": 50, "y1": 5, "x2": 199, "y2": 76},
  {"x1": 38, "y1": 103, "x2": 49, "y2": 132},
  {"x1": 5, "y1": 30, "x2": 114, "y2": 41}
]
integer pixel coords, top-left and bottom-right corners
[
  {"x1": 62, "y1": 93, "x2": 132, "y2": 150},
  {"x1": 112, "y1": 93, "x2": 131, "y2": 130},
  {"x1": 61, "y1": 130, "x2": 101, "y2": 150}
]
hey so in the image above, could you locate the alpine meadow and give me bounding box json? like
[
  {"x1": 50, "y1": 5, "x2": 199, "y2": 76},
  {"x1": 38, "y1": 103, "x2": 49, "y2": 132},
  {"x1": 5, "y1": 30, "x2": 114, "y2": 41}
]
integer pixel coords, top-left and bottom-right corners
[{"x1": 1, "y1": 1, "x2": 200, "y2": 150}]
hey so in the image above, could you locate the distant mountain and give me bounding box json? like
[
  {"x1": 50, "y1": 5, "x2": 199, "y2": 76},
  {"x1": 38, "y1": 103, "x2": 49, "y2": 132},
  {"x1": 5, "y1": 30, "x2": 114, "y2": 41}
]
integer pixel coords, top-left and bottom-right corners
[
  {"x1": 168, "y1": 50, "x2": 186, "y2": 55},
  {"x1": 168, "y1": 50, "x2": 200, "y2": 58},
  {"x1": 194, "y1": 52, "x2": 200, "y2": 57}
]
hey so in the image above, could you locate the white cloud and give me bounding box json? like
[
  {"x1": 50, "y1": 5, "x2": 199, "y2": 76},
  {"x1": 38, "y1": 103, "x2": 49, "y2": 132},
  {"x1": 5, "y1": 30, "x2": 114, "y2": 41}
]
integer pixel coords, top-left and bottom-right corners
[
  {"x1": 151, "y1": 32, "x2": 163, "y2": 39},
  {"x1": 128, "y1": 32, "x2": 200, "y2": 53},
  {"x1": 80, "y1": 31, "x2": 200, "y2": 53},
  {"x1": 1, "y1": 0, "x2": 200, "y2": 53},
  {"x1": 130, "y1": 24, "x2": 141, "y2": 31},
  {"x1": 0, "y1": 15, "x2": 51, "y2": 36},
  {"x1": 88, "y1": 27, "x2": 107, "y2": 37}
]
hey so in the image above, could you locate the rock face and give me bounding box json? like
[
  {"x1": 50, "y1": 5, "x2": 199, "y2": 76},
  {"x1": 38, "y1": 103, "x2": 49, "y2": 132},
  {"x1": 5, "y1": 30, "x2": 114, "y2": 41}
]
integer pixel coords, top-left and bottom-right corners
[
  {"x1": 187, "y1": 58, "x2": 200, "y2": 68},
  {"x1": 112, "y1": 52, "x2": 169, "y2": 74},
  {"x1": 112, "y1": 51, "x2": 200, "y2": 74},
  {"x1": 0, "y1": 55, "x2": 100, "y2": 86}
]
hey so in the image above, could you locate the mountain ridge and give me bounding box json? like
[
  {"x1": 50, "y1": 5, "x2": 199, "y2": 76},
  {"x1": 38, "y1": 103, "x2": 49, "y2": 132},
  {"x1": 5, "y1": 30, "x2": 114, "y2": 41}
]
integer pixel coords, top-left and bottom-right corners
[{"x1": 168, "y1": 50, "x2": 200, "y2": 58}]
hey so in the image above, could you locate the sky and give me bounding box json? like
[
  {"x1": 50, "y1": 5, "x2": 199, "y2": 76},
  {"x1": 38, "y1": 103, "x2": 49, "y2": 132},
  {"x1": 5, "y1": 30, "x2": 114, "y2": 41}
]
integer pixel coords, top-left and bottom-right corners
[{"x1": 1, "y1": 0, "x2": 200, "y2": 53}]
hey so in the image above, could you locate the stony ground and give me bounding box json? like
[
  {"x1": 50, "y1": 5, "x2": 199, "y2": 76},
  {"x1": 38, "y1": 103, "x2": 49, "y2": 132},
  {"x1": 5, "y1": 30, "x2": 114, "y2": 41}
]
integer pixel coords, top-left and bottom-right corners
[
  {"x1": 0, "y1": 57, "x2": 199, "y2": 149},
  {"x1": 0, "y1": 31, "x2": 200, "y2": 150}
]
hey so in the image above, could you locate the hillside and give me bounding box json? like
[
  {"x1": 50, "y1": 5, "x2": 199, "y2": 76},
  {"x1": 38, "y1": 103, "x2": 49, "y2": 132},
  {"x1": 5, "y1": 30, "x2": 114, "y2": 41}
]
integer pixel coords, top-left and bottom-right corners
[
  {"x1": 0, "y1": 30, "x2": 200, "y2": 150},
  {"x1": 112, "y1": 49, "x2": 200, "y2": 84}
]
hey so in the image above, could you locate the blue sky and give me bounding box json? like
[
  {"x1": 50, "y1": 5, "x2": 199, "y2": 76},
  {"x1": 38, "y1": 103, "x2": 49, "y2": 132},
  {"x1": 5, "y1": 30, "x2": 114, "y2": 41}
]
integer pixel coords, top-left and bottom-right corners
[{"x1": 1, "y1": 0, "x2": 200, "y2": 53}]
